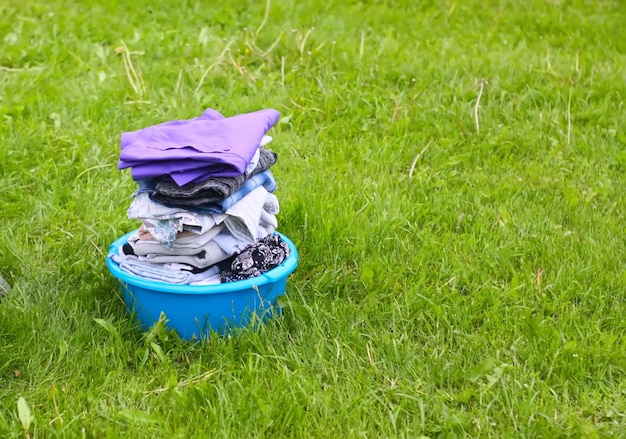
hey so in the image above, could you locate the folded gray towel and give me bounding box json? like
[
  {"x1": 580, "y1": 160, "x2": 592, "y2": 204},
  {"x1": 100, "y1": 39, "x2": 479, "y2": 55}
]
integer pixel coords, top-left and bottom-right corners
[{"x1": 152, "y1": 149, "x2": 277, "y2": 205}]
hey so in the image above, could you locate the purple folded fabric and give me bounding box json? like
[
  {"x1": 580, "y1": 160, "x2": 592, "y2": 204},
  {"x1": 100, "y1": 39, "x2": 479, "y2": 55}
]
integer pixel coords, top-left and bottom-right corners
[
  {"x1": 129, "y1": 160, "x2": 241, "y2": 185},
  {"x1": 119, "y1": 108, "x2": 280, "y2": 185}
]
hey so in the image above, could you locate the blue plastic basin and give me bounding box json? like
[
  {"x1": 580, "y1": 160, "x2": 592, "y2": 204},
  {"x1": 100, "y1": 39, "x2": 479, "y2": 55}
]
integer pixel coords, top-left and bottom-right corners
[{"x1": 106, "y1": 231, "x2": 298, "y2": 340}]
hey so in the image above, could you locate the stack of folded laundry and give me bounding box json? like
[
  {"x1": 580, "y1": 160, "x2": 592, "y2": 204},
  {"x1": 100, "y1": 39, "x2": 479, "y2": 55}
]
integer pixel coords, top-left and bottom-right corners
[{"x1": 110, "y1": 108, "x2": 291, "y2": 285}]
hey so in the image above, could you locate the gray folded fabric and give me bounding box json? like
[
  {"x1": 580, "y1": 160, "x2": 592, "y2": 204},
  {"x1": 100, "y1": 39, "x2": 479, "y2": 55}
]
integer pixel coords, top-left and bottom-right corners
[
  {"x1": 140, "y1": 241, "x2": 231, "y2": 269},
  {"x1": 152, "y1": 149, "x2": 277, "y2": 205},
  {"x1": 110, "y1": 253, "x2": 221, "y2": 285}
]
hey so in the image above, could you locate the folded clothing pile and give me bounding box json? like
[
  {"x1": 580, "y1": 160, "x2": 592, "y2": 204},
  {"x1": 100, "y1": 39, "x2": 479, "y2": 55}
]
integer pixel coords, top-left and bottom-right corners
[{"x1": 110, "y1": 108, "x2": 290, "y2": 285}]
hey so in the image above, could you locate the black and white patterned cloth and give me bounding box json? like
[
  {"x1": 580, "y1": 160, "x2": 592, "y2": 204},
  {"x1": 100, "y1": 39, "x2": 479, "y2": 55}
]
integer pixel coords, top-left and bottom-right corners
[{"x1": 220, "y1": 234, "x2": 290, "y2": 283}]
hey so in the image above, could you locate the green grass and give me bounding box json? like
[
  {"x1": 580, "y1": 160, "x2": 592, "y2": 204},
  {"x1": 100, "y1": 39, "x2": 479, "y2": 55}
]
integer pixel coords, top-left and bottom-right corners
[{"x1": 1, "y1": 0, "x2": 625, "y2": 436}]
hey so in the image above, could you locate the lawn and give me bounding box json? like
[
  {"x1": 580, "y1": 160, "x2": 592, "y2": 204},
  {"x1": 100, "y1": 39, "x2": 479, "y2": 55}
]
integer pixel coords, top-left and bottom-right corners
[{"x1": 1, "y1": 0, "x2": 625, "y2": 437}]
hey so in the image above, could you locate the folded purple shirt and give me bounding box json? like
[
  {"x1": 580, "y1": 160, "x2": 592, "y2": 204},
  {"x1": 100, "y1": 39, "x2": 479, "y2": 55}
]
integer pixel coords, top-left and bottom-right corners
[
  {"x1": 119, "y1": 108, "x2": 280, "y2": 186},
  {"x1": 129, "y1": 159, "x2": 240, "y2": 185}
]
